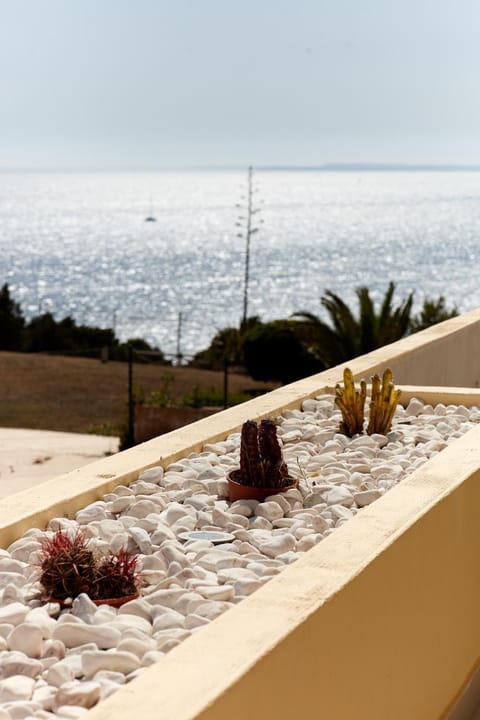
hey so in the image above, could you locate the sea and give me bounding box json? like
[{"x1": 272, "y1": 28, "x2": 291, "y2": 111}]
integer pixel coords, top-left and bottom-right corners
[{"x1": 1, "y1": 169, "x2": 480, "y2": 359}]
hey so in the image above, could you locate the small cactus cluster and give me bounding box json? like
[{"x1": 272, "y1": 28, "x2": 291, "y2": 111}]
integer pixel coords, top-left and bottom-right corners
[
  {"x1": 239, "y1": 418, "x2": 291, "y2": 488},
  {"x1": 366, "y1": 369, "x2": 402, "y2": 435},
  {"x1": 38, "y1": 530, "x2": 141, "y2": 603},
  {"x1": 335, "y1": 367, "x2": 401, "y2": 437},
  {"x1": 334, "y1": 368, "x2": 367, "y2": 437}
]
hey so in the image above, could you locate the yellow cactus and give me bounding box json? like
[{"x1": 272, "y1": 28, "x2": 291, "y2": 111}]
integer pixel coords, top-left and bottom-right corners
[
  {"x1": 334, "y1": 368, "x2": 367, "y2": 437},
  {"x1": 366, "y1": 368, "x2": 401, "y2": 435}
]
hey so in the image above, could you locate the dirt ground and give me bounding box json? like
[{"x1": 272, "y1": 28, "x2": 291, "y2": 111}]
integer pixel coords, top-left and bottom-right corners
[{"x1": 0, "y1": 351, "x2": 274, "y2": 435}]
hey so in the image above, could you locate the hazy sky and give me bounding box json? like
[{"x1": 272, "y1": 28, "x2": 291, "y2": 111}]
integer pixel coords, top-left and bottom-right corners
[{"x1": 1, "y1": 0, "x2": 479, "y2": 168}]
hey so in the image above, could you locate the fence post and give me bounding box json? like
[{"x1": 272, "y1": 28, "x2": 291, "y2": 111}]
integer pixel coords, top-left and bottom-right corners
[
  {"x1": 127, "y1": 344, "x2": 135, "y2": 447},
  {"x1": 223, "y1": 356, "x2": 229, "y2": 409}
]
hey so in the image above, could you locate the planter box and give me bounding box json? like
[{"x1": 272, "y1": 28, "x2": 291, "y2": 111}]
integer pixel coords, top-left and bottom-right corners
[{"x1": 3, "y1": 311, "x2": 480, "y2": 720}]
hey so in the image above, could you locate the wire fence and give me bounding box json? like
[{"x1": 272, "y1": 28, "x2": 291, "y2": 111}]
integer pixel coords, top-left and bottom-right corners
[{"x1": 123, "y1": 345, "x2": 230, "y2": 449}]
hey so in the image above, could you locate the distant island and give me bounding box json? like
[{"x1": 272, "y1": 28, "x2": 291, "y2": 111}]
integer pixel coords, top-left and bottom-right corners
[{"x1": 255, "y1": 163, "x2": 480, "y2": 172}]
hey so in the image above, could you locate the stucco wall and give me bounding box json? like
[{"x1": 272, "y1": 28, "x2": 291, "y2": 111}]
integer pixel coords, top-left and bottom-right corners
[{"x1": 347, "y1": 308, "x2": 480, "y2": 387}]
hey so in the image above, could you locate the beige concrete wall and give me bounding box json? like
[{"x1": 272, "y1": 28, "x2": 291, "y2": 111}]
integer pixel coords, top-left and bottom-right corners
[{"x1": 345, "y1": 308, "x2": 480, "y2": 387}]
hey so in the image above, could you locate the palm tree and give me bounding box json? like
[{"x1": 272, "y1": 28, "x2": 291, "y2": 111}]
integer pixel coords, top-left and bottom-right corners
[
  {"x1": 409, "y1": 295, "x2": 457, "y2": 332},
  {"x1": 293, "y1": 282, "x2": 414, "y2": 368}
]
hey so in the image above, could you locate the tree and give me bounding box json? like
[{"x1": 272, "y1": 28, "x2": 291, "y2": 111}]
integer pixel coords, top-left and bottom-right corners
[
  {"x1": 242, "y1": 320, "x2": 323, "y2": 384},
  {"x1": 25, "y1": 313, "x2": 117, "y2": 355},
  {"x1": 410, "y1": 296, "x2": 458, "y2": 333},
  {"x1": 0, "y1": 284, "x2": 25, "y2": 350},
  {"x1": 25, "y1": 313, "x2": 76, "y2": 352},
  {"x1": 114, "y1": 338, "x2": 168, "y2": 363},
  {"x1": 293, "y1": 282, "x2": 414, "y2": 367},
  {"x1": 190, "y1": 316, "x2": 261, "y2": 370}
]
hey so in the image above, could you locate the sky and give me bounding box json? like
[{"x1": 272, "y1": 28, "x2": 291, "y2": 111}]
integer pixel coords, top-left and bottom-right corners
[{"x1": 0, "y1": 0, "x2": 479, "y2": 169}]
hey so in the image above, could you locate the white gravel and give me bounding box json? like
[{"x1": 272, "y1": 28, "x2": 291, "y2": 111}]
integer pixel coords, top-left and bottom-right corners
[{"x1": 0, "y1": 394, "x2": 478, "y2": 718}]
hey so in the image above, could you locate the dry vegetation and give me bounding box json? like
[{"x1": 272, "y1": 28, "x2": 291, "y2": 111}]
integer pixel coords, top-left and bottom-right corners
[{"x1": 0, "y1": 352, "x2": 275, "y2": 435}]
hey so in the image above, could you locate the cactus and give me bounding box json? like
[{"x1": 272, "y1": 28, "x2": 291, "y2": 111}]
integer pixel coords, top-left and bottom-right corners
[
  {"x1": 258, "y1": 419, "x2": 290, "y2": 487},
  {"x1": 239, "y1": 419, "x2": 264, "y2": 486},
  {"x1": 38, "y1": 530, "x2": 97, "y2": 601},
  {"x1": 366, "y1": 368, "x2": 401, "y2": 435},
  {"x1": 238, "y1": 419, "x2": 291, "y2": 488},
  {"x1": 335, "y1": 368, "x2": 367, "y2": 437},
  {"x1": 37, "y1": 529, "x2": 141, "y2": 603},
  {"x1": 93, "y1": 548, "x2": 140, "y2": 600},
  {"x1": 335, "y1": 367, "x2": 401, "y2": 437}
]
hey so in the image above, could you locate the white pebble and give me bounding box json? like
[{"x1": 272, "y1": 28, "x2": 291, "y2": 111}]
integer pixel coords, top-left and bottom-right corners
[
  {"x1": 8, "y1": 623, "x2": 43, "y2": 658},
  {"x1": 128, "y1": 526, "x2": 152, "y2": 554},
  {"x1": 0, "y1": 652, "x2": 43, "y2": 680},
  {"x1": 55, "y1": 705, "x2": 89, "y2": 718},
  {"x1": 354, "y1": 489, "x2": 382, "y2": 507},
  {"x1": 138, "y1": 466, "x2": 164, "y2": 483},
  {"x1": 152, "y1": 609, "x2": 185, "y2": 632},
  {"x1": 46, "y1": 662, "x2": 75, "y2": 688},
  {"x1": 324, "y1": 486, "x2": 354, "y2": 507},
  {"x1": 53, "y1": 623, "x2": 120, "y2": 650},
  {"x1": 196, "y1": 585, "x2": 235, "y2": 601},
  {"x1": 54, "y1": 680, "x2": 101, "y2": 709},
  {"x1": 82, "y1": 651, "x2": 141, "y2": 678},
  {"x1": 0, "y1": 675, "x2": 35, "y2": 702},
  {"x1": 76, "y1": 504, "x2": 107, "y2": 523},
  {"x1": 0, "y1": 603, "x2": 29, "y2": 626},
  {"x1": 261, "y1": 534, "x2": 296, "y2": 558},
  {"x1": 255, "y1": 502, "x2": 284, "y2": 521}
]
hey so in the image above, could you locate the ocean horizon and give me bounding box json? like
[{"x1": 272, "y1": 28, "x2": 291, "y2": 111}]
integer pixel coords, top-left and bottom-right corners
[{"x1": 3, "y1": 163, "x2": 480, "y2": 173}]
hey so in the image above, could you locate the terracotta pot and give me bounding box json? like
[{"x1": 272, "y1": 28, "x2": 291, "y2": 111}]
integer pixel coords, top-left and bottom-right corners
[
  {"x1": 93, "y1": 592, "x2": 139, "y2": 608},
  {"x1": 47, "y1": 592, "x2": 139, "y2": 609},
  {"x1": 227, "y1": 469, "x2": 298, "y2": 503}
]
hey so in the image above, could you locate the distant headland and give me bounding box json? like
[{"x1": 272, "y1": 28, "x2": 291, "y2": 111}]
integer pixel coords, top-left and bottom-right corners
[{"x1": 255, "y1": 163, "x2": 480, "y2": 172}]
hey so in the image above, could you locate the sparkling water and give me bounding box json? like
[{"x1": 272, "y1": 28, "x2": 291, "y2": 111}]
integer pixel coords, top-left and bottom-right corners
[{"x1": 1, "y1": 170, "x2": 479, "y2": 357}]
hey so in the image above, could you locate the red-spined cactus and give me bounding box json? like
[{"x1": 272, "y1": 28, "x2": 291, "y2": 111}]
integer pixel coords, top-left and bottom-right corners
[
  {"x1": 38, "y1": 530, "x2": 97, "y2": 601},
  {"x1": 238, "y1": 419, "x2": 291, "y2": 488},
  {"x1": 93, "y1": 548, "x2": 140, "y2": 600},
  {"x1": 37, "y1": 529, "x2": 141, "y2": 604}
]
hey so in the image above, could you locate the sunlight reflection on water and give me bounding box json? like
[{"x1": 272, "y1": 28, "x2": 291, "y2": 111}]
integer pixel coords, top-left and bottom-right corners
[{"x1": 1, "y1": 170, "x2": 480, "y2": 357}]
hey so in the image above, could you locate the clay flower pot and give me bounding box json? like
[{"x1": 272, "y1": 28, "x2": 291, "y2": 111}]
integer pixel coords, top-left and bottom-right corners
[
  {"x1": 227, "y1": 469, "x2": 298, "y2": 503},
  {"x1": 93, "y1": 592, "x2": 139, "y2": 608},
  {"x1": 46, "y1": 592, "x2": 140, "y2": 610}
]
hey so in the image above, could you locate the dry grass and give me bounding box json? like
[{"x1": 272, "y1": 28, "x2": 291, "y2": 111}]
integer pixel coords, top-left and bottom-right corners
[{"x1": 0, "y1": 352, "x2": 274, "y2": 435}]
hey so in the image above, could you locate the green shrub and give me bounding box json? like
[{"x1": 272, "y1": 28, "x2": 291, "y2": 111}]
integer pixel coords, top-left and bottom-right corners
[{"x1": 182, "y1": 386, "x2": 249, "y2": 408}]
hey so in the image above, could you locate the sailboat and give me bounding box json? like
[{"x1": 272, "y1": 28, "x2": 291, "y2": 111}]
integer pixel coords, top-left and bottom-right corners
[{"x1": 145, "y1": 197, "x2": 156, "y2": 222}]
